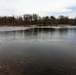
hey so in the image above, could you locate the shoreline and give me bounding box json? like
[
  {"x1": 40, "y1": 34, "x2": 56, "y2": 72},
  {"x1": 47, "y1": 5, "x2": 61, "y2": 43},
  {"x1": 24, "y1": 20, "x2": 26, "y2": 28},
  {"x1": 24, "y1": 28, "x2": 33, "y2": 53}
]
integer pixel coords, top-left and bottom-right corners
[{"x1": 0, "y1": 24, "x2": 73, "y2": 27}]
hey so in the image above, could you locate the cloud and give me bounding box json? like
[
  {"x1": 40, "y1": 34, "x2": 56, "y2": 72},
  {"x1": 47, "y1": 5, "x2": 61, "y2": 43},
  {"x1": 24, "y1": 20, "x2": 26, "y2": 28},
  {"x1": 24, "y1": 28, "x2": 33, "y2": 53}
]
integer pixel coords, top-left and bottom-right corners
[{"x1": 0, "y1": 0, "x2": 76, "y2": 17}]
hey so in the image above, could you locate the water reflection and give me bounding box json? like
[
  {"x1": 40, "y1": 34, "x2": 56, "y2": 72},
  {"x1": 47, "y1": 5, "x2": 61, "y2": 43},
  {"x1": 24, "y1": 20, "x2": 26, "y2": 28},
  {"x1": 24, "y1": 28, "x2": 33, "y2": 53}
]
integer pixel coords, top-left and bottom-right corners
[
  {"x1": 0, "y1": 27, "x2": 70, "y2": 41},
  {"x1": 0, "y1": 27, "x2": 76, "y2": 75}
]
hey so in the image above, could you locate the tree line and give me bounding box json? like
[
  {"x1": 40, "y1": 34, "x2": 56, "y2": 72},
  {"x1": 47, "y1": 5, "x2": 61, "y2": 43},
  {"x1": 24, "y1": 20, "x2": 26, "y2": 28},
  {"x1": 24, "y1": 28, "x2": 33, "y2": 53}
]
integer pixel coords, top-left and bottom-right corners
[{"x1": 0, "y1": 14, "x2": 76, "y2": 26}]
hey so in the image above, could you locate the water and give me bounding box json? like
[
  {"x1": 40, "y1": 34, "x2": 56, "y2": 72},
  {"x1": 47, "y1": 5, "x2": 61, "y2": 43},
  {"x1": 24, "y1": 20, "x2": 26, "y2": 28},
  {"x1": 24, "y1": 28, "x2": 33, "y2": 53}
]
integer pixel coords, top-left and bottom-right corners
[{"x1": 0, "y1": 26, "x2": 76, "y2": 75}]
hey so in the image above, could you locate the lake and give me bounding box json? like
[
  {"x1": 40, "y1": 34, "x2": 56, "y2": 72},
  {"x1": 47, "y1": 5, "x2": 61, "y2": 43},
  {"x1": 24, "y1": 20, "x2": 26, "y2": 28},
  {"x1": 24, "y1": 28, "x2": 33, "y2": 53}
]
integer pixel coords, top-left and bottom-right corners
[{"x1": 0, "y1": 26, "x2": 76, "y2": 75}]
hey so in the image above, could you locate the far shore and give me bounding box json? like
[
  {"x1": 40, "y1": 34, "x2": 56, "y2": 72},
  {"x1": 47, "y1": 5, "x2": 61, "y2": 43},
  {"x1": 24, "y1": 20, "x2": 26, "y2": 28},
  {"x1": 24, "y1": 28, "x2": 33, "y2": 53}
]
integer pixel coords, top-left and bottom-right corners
[{"x1": 0, "y1": 24, "x2": 73, "y2": 27}]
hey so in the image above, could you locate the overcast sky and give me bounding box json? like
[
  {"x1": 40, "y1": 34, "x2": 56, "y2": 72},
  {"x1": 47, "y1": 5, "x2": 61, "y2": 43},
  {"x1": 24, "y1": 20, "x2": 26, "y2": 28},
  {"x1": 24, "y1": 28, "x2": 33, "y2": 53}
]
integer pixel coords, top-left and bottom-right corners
[{"x1": 0, "y1": 0, "x2": 76, "y2": 18}]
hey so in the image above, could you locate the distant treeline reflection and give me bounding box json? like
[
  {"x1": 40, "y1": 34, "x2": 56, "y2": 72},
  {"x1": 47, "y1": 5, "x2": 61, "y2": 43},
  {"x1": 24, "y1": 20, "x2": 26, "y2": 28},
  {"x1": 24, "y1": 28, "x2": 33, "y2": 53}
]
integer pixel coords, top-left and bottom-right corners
[
  {"x1": 0, "y1": 28, "x2": 70, "y2": 38},
  {"x1": 0, "y1": 14, "x2": 76, "y2": 26}
]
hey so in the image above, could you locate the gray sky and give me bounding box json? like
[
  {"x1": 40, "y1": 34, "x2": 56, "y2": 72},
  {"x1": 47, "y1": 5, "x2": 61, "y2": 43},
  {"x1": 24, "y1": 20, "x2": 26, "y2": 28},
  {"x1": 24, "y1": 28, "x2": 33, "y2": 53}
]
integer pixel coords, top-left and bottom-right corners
[{"x1": 0, "y1": 0, "x2": 76, "y2": 17}]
